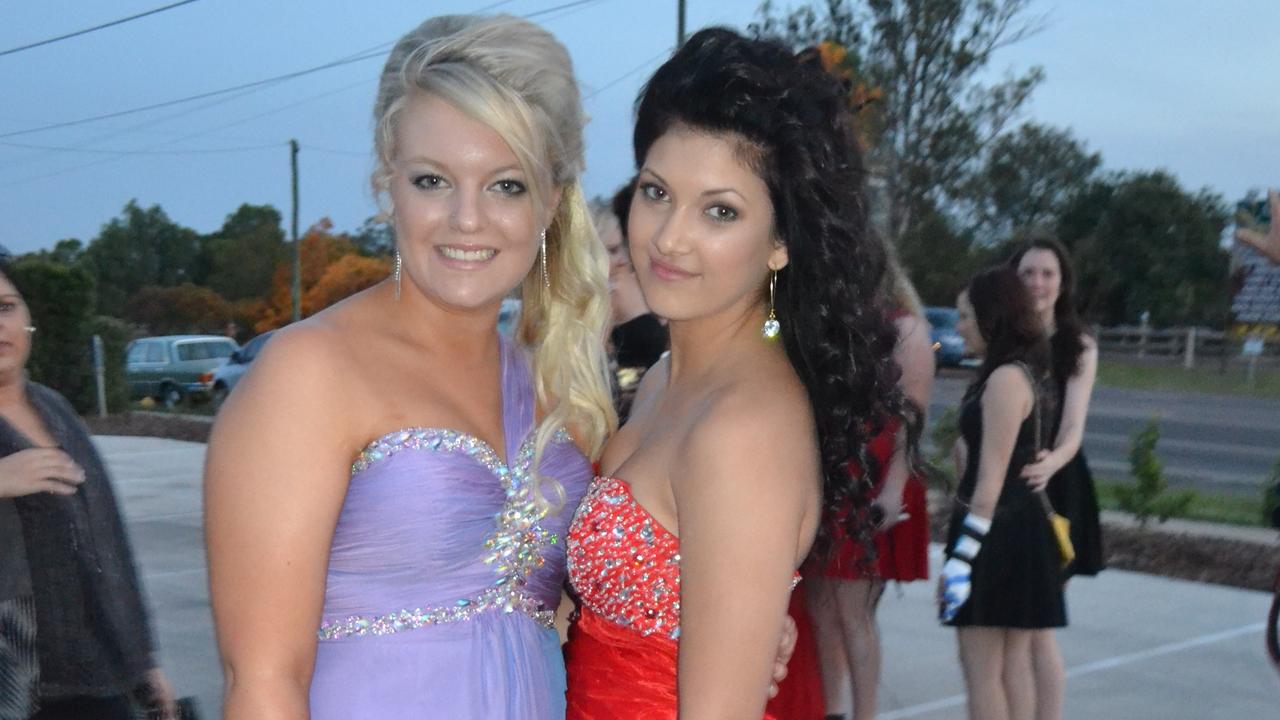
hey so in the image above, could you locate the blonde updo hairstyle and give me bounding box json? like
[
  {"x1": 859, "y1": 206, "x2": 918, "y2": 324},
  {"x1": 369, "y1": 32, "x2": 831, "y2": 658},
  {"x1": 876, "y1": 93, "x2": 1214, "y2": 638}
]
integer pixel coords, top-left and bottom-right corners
[{"x1": 372, "y1": 14, "x2": 616, "y2": 508}]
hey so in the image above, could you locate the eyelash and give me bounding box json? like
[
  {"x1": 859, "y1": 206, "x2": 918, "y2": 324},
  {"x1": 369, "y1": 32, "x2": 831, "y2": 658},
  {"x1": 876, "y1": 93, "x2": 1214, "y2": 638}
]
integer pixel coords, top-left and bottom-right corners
[
  {"x1": 410, "y1": 175, "x2": 526, "y2": 197},
  {"x1": 640, "y1": 182, "x2": 739, "y2": 222}
]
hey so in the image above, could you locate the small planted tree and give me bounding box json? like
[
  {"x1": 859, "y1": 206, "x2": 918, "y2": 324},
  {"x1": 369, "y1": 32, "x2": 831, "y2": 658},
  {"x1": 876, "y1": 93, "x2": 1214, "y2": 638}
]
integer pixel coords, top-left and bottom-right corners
[{"x1": 1116, "y1": 418, "x2": 1195, "y2": 529}]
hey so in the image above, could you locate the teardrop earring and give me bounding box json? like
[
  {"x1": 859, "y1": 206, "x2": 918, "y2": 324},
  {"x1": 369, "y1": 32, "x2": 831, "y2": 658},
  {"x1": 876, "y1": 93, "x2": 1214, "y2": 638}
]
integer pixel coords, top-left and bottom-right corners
[
  {"x1": 394, "y1": 251, "x2": 402, "y2": 300},
  {"x1": 762, "y1": 269, "x2": 780, "y2": 340}
]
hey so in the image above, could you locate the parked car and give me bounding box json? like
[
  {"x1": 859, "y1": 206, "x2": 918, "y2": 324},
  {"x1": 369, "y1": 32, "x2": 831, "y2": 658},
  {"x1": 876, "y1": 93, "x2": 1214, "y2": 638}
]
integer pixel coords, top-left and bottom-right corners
[
  {"x1": 210, "y1": 330, "x2": 275, "y2": 406},
  {"x1": 125, "y1": 335, "x2": 239, "y2": 406},
  {"x1": 924, "y1": 306, "x2": 967, "y2": 368}
]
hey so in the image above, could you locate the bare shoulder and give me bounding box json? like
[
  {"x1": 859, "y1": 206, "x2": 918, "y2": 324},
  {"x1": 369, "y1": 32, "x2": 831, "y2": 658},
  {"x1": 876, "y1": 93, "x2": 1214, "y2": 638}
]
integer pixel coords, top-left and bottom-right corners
[
  {"x1": 983, "y1": 364, "x2": 1034, "y2": 407},
  {"x1": 680, "y1": 365, "x2": 816, "y2": 496},
  {"x1": 894, "y1": 313, "x2": 928, "y2": 343},
  {"x1": 1080, "y1": 332, "x2": 1099, "y2": 354}
]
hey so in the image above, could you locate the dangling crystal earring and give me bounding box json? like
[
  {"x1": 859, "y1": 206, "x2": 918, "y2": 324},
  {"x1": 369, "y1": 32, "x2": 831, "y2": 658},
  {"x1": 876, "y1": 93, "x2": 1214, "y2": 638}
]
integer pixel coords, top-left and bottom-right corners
[
  {"x1": 762, "y1": 269, "x2": 781, "y2": 340},
  {"x1": 394, "y1": 251, "x2": 402, "y2": 300},
  {"x1": 23, "y1": 326, "x2": 35, "y2": 334},
  {"x1": 539, "y1": 229, "x2": 550, "y2": 290}
]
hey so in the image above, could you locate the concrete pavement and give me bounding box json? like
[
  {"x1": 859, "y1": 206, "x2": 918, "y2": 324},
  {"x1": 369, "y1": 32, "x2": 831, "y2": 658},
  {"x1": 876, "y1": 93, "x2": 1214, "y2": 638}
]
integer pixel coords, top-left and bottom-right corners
[{"x1": 99, "y1": 435, "x2": 1279, "y2": 719}]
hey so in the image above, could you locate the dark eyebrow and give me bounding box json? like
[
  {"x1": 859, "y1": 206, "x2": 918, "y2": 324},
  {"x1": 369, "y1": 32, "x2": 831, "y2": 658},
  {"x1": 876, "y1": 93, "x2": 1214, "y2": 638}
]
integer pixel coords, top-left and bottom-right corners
[{"x1": 638, "y1": 168, "x2": 747, "y2": 202}]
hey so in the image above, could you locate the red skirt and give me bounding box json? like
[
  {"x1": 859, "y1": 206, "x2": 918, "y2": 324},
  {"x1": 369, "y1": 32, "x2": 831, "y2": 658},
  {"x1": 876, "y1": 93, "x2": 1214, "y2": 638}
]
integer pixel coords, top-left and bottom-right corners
[
  {"x1": 565, "y1": 607, "x2": 784, "y2": 720},
  {"x1": 764, "y1": 579, "x2": 826, "y2": 720},
  {"x1": 813, "y1": 424, "x2": 930, "y2": 582}
]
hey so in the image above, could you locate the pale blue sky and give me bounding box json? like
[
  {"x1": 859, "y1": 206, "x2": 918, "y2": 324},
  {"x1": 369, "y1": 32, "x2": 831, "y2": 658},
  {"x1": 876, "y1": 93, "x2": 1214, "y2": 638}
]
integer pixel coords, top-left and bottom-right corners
[{"x1": 0, "y1": 0, "x2": 1275, "y2": 254}]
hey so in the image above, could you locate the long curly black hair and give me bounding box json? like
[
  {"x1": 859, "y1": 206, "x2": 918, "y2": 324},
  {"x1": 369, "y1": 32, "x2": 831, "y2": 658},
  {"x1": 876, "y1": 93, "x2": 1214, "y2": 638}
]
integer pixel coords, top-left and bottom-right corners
[
  {"x1": 633, "y1": 28, "x2": 913, "y2": 556},
  {"x1": 1008, "y1": 236, "x2": 1089, "y2": 383}
]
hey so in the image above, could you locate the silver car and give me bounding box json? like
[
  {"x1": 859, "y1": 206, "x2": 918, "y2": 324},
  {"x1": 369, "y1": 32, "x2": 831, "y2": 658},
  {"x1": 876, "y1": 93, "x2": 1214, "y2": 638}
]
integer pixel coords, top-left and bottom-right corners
[
  {"x1": 210, "y1": 331, "x2": 275, "y2": 406},
  {"x1": 125, "y1": 335, "x2": 239, "y2": 406}
]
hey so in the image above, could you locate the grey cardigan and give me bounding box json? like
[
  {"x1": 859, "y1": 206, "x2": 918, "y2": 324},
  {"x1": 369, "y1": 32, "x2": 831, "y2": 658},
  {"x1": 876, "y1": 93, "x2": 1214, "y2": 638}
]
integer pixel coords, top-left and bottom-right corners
[{"x1": 0, "y1": 382, "x2": 156, "y2": 707}]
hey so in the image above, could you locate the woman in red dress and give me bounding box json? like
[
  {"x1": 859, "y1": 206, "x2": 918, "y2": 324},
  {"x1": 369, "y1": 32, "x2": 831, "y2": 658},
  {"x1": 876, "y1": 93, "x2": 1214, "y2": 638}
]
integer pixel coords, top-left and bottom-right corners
[
  {"x1": 562, "y1": 28, "x2": 911, "y2": 719},
  {"x1": 803, "y1": 260, "x2": 935, "y2": 720}
]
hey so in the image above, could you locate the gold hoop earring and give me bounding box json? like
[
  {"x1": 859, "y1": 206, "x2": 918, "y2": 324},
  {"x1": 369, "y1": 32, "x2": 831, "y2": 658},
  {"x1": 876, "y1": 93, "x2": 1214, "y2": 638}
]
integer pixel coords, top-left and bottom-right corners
[
  {"x1": 762, "y1": 269, "x2": 780, "y2": 340},
  {"x1": 540, "y1": 229, "x2": 550, "y2": 290},
  {"x1": 394, "y1": 251, "x2": 402, "y2": 300}
]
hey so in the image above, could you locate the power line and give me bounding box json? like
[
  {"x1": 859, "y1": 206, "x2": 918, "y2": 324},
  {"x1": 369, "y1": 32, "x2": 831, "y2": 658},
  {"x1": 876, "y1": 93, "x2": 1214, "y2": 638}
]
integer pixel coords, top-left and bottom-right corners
[
  {"x1": 0, "y1": 0, "x2": 596, "y2": 141},
  {"x1": 584, "y1": 46, "x2": 673, "y2": 100},
  {"x1": 0, "y1": 140, "x2": 282, "y2": 156},
  {"x1": 0, "y1": 0, "x2": 201, "y2": 58}
]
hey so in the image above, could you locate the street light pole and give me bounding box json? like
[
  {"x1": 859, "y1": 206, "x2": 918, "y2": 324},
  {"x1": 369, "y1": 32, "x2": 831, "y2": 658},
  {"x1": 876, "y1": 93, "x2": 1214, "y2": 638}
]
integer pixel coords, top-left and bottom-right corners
[
  {"x1": 290, "y1": 138, "x2": 301, "y2": 323},
  {"x1": 677, "y1": 0, "x2": 686, "y2": 45}
]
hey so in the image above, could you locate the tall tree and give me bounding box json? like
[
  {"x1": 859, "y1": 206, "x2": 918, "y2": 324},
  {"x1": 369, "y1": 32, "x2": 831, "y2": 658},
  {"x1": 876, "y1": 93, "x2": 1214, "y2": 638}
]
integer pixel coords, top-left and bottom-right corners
[
  {"x1": 962, "y1": 122, "x2": 1101, "y2": 241},
  {"x1": 1057, "y1": 171, "x2": 1230, "y2": 327},
  {"x1": 197, "y1": 204, "x2": 288, "y2": 301},
  {"x1": 83, "y1": 200, "x2": 201, "y2": 316},
  {"x1": 751, "y1": 0, "x2": 1045, "y2": 242}
]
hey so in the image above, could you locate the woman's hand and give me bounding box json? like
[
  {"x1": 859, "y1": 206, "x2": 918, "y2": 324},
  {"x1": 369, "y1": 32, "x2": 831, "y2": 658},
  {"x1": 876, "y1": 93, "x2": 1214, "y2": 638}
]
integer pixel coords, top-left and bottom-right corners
[
  {"x1": 871, "y1": 495, "x2": 908, "y2": 530},
  {"x1": 1020, "y1": 449, "x2": 1062, "y2": 491},
  {"x1": 1236, "y1": 188, "x2": 1280, "y2": 264},
  {"x1": 134, "y1": 667, "x2": 179, "y2": 719},
  {"x1": 0, "y1": 448, "x2": 84, "y2": 498},
  {"x1": 767, "y1": 615, "x2": 797, "y2": 698}
]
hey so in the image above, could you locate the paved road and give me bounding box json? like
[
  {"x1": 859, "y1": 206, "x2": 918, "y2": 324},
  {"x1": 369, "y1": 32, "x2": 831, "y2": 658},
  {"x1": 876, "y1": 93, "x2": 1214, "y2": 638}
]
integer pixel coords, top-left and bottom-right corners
[
  {"x1": 931, "y1": 373, "x2": 1280, "y2": 496},
  {"x1": 99, "y1": 435, "x2": 1277, "y2": 719}
]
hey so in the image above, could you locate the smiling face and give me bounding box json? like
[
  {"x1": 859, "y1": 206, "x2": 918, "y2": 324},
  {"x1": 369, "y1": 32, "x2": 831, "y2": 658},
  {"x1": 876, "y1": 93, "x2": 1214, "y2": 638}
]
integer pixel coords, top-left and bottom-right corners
[
  {"x1": 627, "y1": 125, "x2": 787, "y2": 325},
  {"x1": 1016, "y1": 247, "x2": 1062, "y2": 323},
  {"x1": 955, "y1": 290, "x2": 984, "y2": 357},
  {"x1": 0, "y1": 273, "x2": 32, "y2": 381},
  {"x1": 387, "y1": 92, "x2": 558, "y2": 313}
]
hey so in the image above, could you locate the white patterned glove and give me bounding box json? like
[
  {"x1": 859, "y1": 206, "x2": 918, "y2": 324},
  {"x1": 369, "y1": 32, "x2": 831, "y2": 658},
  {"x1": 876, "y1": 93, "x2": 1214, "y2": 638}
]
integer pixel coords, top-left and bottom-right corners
[{"x1": 940, "y1": 513, "x2": 991, "y2": 622}]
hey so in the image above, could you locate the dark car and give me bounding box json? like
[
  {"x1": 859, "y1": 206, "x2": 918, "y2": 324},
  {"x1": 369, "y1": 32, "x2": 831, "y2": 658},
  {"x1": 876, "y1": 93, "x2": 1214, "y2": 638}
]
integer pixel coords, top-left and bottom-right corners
[
  {"x1": 925, "y1": 306, "x2": 967, "y2": 368},
  {"x1": 210, "y1": 330, "x2": 275, "y2": 406}
]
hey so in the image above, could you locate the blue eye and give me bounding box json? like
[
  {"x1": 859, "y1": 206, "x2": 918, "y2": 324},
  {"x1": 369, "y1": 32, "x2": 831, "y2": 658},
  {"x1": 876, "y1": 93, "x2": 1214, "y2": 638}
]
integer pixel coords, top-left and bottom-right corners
[
  {"x1": 411, "y1": 174, "x2": 445, "y2": 190},
  {"x1": 492, "y1": 179, "x2": 527, "y2": 196},
  {"x1": 706, "y1": 205, "x2": 739, "y2": 222}
]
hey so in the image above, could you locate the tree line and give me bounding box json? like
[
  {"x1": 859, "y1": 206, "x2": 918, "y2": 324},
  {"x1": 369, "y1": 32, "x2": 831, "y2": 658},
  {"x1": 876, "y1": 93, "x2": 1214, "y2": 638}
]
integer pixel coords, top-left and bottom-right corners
[
  {"x1": 753, "y1": 0, "x2": 1239, "y2": 328},
  {"x1": 8, "y1": 201, "x2": 391, "y2": 413}
]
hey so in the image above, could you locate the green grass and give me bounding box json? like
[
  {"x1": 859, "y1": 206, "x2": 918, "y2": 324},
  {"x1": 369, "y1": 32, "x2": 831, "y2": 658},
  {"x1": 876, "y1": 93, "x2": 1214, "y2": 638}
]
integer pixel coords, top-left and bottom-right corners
[
  {"x1": 1096, "y1": 359, "x2": 1280, "y2": 400},
  {"x1": 1095, "y1": 477, "x2": 1267, "y2": 528}
]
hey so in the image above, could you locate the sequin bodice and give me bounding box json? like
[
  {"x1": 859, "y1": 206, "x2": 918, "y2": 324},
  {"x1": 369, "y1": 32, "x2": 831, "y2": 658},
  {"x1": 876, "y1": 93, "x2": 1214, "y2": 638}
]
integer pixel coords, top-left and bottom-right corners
[
  {"x1": 316, "y1": 336, "x2": 592, "y2": 640},
  {"x1": 567, "y1": 477, "x2": 683, "y2": 639}
]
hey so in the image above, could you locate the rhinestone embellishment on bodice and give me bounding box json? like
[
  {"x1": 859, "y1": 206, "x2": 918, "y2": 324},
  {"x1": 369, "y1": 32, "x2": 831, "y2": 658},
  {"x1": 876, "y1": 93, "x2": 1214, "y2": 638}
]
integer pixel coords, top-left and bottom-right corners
[
  {"x1": 317, "y1": 426, "x2": 572, "y2": 640},
  {"x1": 568, "y1": 476, "x2": 684, "y2": 640}
]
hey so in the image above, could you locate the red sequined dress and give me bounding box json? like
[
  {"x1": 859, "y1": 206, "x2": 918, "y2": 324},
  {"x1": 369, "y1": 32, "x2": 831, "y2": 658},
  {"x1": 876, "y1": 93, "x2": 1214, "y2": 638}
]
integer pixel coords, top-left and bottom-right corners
[{"x1": 563, "y1": 476, "x2": 787, "y2": 720}]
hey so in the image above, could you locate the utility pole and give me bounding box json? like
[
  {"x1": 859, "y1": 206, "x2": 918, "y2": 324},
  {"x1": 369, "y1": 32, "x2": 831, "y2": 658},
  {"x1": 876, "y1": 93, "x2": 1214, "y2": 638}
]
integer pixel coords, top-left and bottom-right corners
[
  {"x1": 677, "y1": 0, "x2": 686, "y2": 45},
  {"x1": 290, "y1": 139, "x2": 301, "y2": 323}
]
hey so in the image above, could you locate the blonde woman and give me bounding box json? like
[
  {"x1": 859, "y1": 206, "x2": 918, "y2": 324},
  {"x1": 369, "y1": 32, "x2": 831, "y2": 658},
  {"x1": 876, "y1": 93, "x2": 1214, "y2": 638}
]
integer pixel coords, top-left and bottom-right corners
[{"x1": 204, "y1": 15, "x2": 614, "y2": 719}]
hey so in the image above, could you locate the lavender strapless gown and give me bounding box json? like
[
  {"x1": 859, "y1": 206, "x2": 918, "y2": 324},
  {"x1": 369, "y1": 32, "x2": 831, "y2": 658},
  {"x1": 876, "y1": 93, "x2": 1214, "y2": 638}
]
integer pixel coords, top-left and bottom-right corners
[{"x1": 309, "y1": 336, "x2": 591, "y2": 719}]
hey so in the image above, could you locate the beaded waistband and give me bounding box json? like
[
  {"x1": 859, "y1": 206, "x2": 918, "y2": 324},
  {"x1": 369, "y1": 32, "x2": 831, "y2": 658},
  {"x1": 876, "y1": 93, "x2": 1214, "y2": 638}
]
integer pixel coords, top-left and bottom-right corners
[{"x1": 317, "y1": 587, "x2": 554, "y2": 640}]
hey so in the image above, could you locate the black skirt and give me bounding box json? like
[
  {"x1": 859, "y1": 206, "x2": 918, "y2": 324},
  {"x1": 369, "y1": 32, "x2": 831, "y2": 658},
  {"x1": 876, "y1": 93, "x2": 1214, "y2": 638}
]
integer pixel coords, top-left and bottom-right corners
[
  {"x1": 944, "y1": 499, "x2": 1068, "y2": 629},
  {"x1": 1046, "y1": 451, "x2": 1106, "y2": 577}
]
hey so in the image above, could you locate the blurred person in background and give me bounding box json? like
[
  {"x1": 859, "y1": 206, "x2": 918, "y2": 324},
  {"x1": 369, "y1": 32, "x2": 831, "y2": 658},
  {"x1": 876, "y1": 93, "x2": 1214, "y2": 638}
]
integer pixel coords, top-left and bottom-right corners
[
  {"x1": 1235, "y1": 188, "x2": 1279, "y2": 263},
  {"x1": 942, "y1": 265, "x2": 1065, "y2": 720},
  {"x1": 1009, "y1": 236, "x2": 1102, "y2": 720},
  {"x1": 0, "y1": 261, "x2": 176, "y2": 720},
  {"x1": 803, "y1": 249, "x2": 934, "y2": 720}
]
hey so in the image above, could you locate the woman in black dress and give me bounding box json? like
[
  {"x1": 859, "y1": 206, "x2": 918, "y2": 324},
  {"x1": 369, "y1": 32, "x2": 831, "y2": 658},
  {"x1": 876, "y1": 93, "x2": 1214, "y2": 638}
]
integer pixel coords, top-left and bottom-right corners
[
  {"x1": 1011, "y1": 237, "x2": 1103, "y2": 718},
  {"x1": 941, "y1": 265, "x2": 1064, "y2": 720}
]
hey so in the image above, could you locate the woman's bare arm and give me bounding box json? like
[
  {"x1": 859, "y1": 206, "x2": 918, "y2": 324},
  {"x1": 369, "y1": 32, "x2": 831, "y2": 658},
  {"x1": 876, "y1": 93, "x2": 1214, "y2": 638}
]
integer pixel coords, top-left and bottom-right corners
[
  {"x1": 205, "y1": 326, "x2": 354, "y2": 719},
  {"x1": 674, "y1": 393, "x2": 817, "y2": 720},
  {"x1": 877, "y1": 314, "x2": 935, "y2": 526},
  {"x1": 1021, "y1": 336, "x2": 1097, "y2": 487},
  {"x1": 969, "y1": 366, "x2": 1034, "y2": 519}
]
